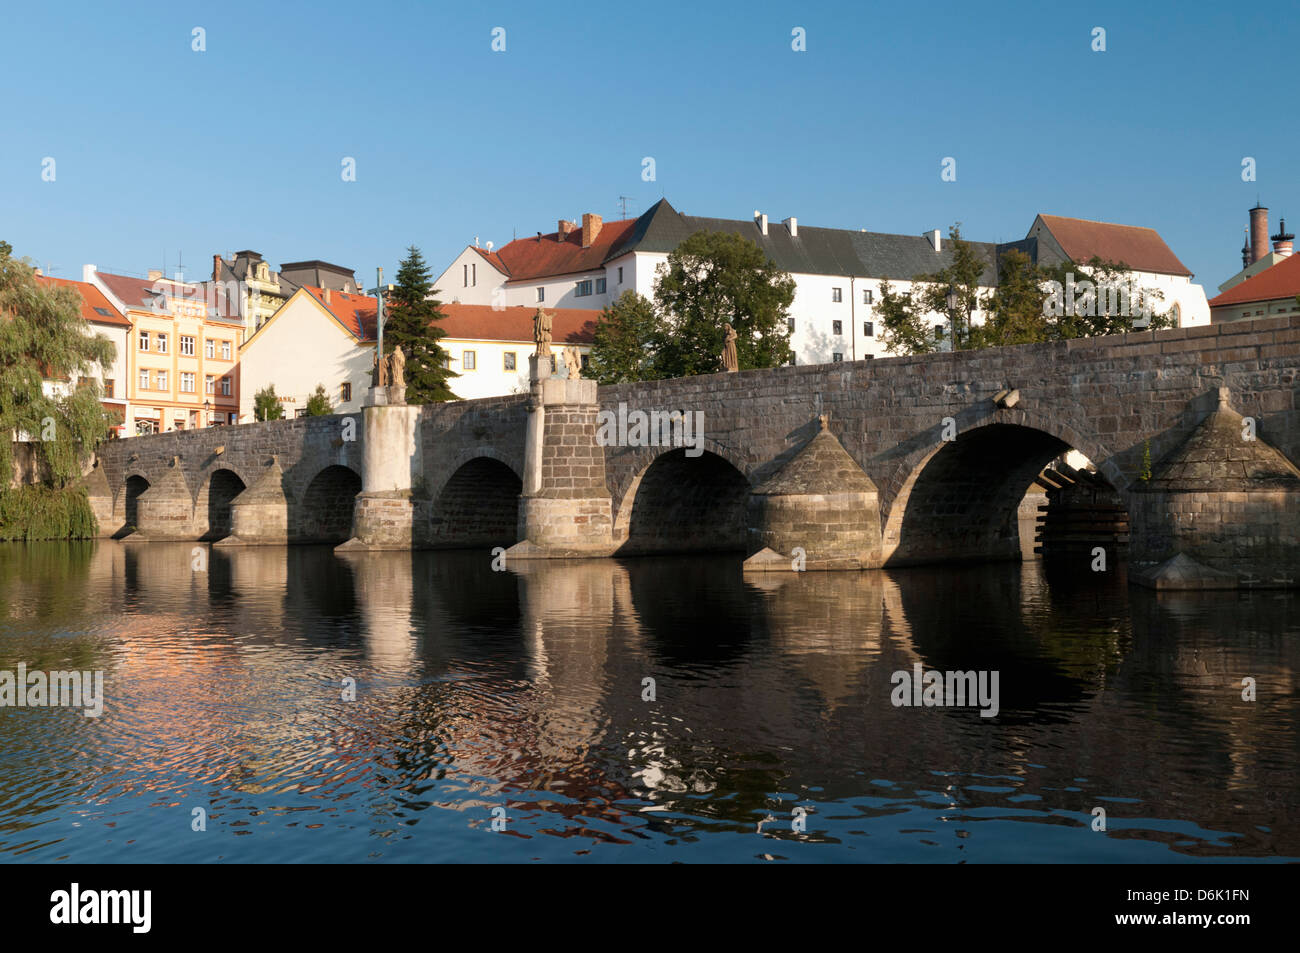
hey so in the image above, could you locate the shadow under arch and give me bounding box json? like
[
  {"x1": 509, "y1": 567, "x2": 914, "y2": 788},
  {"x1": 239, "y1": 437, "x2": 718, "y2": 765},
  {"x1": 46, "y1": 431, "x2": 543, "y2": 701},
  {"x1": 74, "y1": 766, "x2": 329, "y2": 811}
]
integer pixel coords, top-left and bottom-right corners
[
  {"x1": 297, "y1": 464, "x2": 362, "y2": 543},
  {"x1": 615, "y1": 448, "x2": 751, "y2": 555},
  {"x1": 429, "y1": 456, "x2": 522, "y2": 549},
  {"x1": 116, "y1": 474, "x2": 150, "y2": 538},
  {"x1": 883, "y1": 423, "x2": 1127, "y2": 567},
  {"x1": 199, "y1": 468, "x2": 247, "y2": 541}
]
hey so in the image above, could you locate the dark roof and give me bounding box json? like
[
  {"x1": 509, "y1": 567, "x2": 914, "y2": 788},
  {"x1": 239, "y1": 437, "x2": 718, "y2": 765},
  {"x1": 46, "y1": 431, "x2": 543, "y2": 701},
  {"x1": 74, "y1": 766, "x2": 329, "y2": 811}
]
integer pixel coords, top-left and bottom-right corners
[{"x1": 606, "y1": 199, "x2": 998, "y2": 282}]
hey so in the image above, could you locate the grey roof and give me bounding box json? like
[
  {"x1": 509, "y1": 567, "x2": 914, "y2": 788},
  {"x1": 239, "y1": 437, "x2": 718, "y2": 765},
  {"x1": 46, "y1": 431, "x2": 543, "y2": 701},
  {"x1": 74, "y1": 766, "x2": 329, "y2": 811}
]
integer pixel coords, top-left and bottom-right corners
[{"x1": 606, "y1": 198, "x2": 1002, "y2": 283}]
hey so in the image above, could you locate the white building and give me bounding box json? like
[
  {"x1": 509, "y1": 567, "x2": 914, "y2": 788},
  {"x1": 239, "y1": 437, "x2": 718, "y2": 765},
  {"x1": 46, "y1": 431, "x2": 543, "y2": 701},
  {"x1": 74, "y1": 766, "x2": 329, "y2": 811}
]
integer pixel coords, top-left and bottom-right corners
[
  {"x1": 238, "y1": 286, "x2": 594, "y2": 413},
  {"x1": 436, "y1": 200, "x2": 1211, "y2": 366}
]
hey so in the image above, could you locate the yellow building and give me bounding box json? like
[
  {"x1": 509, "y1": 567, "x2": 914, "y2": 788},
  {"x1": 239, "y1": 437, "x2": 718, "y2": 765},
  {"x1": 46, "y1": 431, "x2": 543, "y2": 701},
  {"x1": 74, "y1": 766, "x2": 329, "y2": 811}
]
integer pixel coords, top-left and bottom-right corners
[{"x1": 87, "y1": 267, "x2": 242, "y2": 434}]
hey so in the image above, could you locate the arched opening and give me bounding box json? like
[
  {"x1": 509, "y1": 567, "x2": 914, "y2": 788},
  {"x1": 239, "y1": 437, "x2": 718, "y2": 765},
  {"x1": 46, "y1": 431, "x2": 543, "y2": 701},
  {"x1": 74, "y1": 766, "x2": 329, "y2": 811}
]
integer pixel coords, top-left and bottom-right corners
[
  {"x1": 298, "y1": 465, "x2": 361, "y2": 543},
  {"x1": 200, "y1": 469, "x2": 246, "y2": 541},
  {"x1": 429, "y1": 457, "x2": 522, "y2": 549},
  {"x1": 886, "y1": 424, "x2": 1127, "y2": 567},
  {"x1": 619, "y1": 449, "x2": 750, "y2": 555},
  {"x1": 118, "y1": 476, "x2": 150, "y2": 538}
]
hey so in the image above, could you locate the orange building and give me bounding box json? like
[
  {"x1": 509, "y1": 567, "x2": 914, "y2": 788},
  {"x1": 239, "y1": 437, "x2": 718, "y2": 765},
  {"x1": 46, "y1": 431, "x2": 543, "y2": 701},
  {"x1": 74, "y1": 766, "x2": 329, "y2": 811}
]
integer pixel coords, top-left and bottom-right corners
[{"x1": 86, "y1": 266, "x2": 242, "y2": 434}]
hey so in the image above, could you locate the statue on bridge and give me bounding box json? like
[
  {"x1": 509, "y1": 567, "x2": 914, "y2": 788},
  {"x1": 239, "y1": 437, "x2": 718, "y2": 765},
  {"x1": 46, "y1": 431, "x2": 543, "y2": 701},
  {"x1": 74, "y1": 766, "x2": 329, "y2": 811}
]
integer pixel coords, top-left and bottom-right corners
[
  {"x1": 534, "y1": 307, "x2": 553, "y2": 356},
  {"x1": 722, "y1": 322, "x2": 739, "y2": 373},
  {"x1": 562, "y1": 345, "x2": 583, "y2": 379},
  {"x1": 388, "y1": 345, "x2": 406, "y2": 395}
]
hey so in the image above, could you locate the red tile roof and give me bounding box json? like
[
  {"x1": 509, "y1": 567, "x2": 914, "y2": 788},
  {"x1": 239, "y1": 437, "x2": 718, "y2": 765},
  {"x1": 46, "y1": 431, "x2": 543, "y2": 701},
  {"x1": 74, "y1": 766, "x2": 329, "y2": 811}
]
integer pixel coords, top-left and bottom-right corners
[
  {"x1": 1207, "y1": 254, "x2": 1300, "y2": 307},
  {"x1": 303, "y1": 287, "x2": 379, "y2": 340},
  {"x1": 1037, "y1": 214, "x2": 1192, "y2": 277},
  {"x1": 95, "y1": 270, "x2": 241, "y2": 320},
  {"x1": 481, "y1": 219, "x2": 637, "y2": 282},
  {"x1": 438, "y1": 304, "x2": 597, "y2": 344},
  {"x1": 36, "y1": 275, "x2": 130, "y2": 327}
]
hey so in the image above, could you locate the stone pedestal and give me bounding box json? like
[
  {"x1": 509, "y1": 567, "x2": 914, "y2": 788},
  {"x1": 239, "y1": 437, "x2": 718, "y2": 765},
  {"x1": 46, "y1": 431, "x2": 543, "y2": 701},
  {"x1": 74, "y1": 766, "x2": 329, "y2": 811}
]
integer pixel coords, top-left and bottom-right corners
[
  {"x1": 80, "y1": 462, "x2": 115, "y2": 537},
  {"x1": 506, "y1": 356, "x2": 616, "y2": 559},
  {"x1": 335, "y1": 403, "x2": 427, "y2": 551}
]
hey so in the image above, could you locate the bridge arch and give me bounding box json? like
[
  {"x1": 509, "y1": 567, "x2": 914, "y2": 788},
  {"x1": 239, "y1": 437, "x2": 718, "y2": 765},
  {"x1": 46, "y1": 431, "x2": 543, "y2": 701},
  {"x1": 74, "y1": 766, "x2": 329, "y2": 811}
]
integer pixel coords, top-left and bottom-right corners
[
  {"x1": 428, "y1": 454, "x2": 523, "y2": 549},
  {"x1": 297, "y1": 464, "x2": 362, "y2": 543},
  {"x1": 116, "y1": 473, "x2": 151, "y2": 538},
  {"x1": 882, "y1": 420, "x2": 1127, "y2": 566},
  {"x1": 614, "y1": 447, "x2": 752, "y2": 555},
  {"x1": 197, "y1": 467, "x2": 247, "y2": 541}
]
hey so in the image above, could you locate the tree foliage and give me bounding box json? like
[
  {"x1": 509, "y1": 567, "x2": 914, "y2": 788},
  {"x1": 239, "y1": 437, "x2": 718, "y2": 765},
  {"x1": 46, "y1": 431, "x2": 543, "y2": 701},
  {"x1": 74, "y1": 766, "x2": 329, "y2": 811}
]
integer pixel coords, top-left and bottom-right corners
[
  {"x1": 586, "y1": 291, "x2": 659, "y2": 384},
  {"x1": 253, "y1": 385, "x2": 284, "y2": 421},
  {"x1": 0, "y1": 240, "x2": 116, "y2": 489},
  {"x1": 876, "y1": 278, "x2": 937, "y2": 356},
  {"x1": 383, "y1": 245, "x2": 458, "y2": 402},
  {"x1": 304, "y1": 384, "x2": 332, "y2": 416}
]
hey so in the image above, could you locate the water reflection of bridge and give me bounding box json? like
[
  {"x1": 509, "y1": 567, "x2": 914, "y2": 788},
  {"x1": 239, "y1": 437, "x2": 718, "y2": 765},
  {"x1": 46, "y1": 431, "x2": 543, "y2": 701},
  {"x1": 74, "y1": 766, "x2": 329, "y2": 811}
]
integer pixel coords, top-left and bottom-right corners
[{"x1": 13, "y1": 542, "x2": 1296, "y2": 859}]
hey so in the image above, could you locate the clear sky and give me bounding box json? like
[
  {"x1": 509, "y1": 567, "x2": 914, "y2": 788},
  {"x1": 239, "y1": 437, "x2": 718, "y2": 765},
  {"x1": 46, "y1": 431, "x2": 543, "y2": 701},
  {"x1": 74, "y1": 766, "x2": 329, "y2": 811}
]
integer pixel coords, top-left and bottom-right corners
[{"x1": 2, "y1": 0, "x2": 1291, "y2": 293}]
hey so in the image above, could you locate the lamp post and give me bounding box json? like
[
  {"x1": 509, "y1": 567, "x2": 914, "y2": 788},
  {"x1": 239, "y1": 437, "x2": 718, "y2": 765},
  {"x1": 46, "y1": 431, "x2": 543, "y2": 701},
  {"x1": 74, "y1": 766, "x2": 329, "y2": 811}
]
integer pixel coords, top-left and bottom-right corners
[{"x1": 204, "y1": 398, "x2": 211, "y2": 427}]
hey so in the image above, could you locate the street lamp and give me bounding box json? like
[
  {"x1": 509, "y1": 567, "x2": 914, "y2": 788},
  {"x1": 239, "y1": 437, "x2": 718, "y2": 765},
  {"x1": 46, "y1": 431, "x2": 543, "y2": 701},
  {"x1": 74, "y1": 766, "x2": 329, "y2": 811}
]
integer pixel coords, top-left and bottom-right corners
[{"x1": 204, "y1": 399, "x2": 211, "y2": 427}]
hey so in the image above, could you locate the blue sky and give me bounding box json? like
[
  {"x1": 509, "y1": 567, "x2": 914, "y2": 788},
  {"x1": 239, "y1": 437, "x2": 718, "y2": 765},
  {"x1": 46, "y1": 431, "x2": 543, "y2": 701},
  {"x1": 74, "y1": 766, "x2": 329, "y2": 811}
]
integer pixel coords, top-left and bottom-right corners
[{"x1": 2, "y1": 0, "x2": 1291, "y2": 293}]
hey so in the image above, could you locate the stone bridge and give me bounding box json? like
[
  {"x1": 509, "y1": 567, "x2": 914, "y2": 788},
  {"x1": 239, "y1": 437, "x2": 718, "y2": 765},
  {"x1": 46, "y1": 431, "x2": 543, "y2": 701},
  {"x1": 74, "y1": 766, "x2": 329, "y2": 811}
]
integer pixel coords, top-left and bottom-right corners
[{"x1": 89, "y1": 314, "x2": 1300, "y2": 587}]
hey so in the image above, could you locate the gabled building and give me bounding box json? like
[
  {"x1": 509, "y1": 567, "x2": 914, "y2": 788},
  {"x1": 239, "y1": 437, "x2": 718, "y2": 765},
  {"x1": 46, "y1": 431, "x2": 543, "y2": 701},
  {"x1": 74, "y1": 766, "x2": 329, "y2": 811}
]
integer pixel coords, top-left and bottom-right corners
[
  {"x1": 34, "y1": 273, "x2": 132, "y2": 436},
  {"x1": 437, "y1": 200, "x2": 1209, "y2": 366},
  {"x1": 201, "y1": 251, "x2": 360, "y2": 336},
  {"x1": 1207, "y1": 252, "x2": 1300, "y2": 324},
  {"x1": 85, "y1": 266, "x2": 243, "y2": 434}
]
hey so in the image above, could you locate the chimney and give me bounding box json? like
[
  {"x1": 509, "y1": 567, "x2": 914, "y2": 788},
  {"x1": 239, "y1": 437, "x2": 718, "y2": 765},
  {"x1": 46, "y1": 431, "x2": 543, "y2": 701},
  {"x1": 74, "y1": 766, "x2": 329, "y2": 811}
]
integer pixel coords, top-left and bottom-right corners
[
  {"x1": 755, "y1": 210, "x2": 768, "y2": 236},
  {"x1": 581, "y1": 213, "x2": 603, "y2": 248},
  {"x1": 783, "y1": 216, "x2": 798, "y2": 237},
  {"x1": 323, "y1": 287, "x2": 331, "y2": 304},
  {"x1": 1250, "y1": 203, "x2": 1269, "y2": 264},
  {"x1": 83, "y1": 264, "x2": 97, "y2": 282},
  {"x1": 1272, "y1": 218, "x2": 1294, "y2": 258},
  {"x1": 926, "y1": 229, "x2": 942, "y2": 252},
  {"x1": 148, "y1": 269, "x2": 163, "y2": 281},
  {"x1": 558, "y1": 219, "x2": 577, "y2": 241},
  {"x1": 213, "y1": 253, "x2": 222, "y2": 281}
]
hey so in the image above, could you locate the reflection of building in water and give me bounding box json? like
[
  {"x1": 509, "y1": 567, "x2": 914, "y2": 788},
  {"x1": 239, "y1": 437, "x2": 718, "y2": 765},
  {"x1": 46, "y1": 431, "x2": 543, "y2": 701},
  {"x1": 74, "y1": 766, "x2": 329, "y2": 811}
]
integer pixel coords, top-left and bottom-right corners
[{"x1": 336, "y1": 550, "x2": 416, "y2": 669}]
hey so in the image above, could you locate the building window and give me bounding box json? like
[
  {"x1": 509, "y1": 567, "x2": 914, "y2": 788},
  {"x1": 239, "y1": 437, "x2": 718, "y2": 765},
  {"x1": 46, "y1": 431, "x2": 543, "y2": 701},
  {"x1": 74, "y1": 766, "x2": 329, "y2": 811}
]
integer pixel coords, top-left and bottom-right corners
[
  {"x1": 463, "y1": 264, "x2": 469, "y2": 287},
  {"x1": 832, "y1": 288, "x2": 842, "y2": 303},
  {"x1": 1171, "y1": 303, "x2": 1181, "y2": 325},
  {"x1": 138, "y1": 331, "x2": 150, "y2": 351},
  {"x1": 104, "y1": 378, "x2": 115, "y2": 399},
  {"x1": 156, "y1": 370, "x2": 167, "y2": 391},
  {"x1": 832, "y1": 352, "x2": 843, "y2": 362},
  {"x1": 221, "y1": 341, "x2": 231, "y2": 360},
  {"x1": 181, "y1": 335, "x2": 195, "y2": 356},
  {"x1": 863, "y1": 321, "x2": 874, "y2": 337},
  {"x1": 296, "y1": 408, "x2": 308, "y2": 418},
  {"x1": 205, "y1": 375, "x2": 215, "y2": 394},
  {"x1": 618, "y1": 266, "x2": 624, "y2": 284},
  {"x1": 934, "y1": 325, "x2": 945, "y2": 340},
  {"x1": 536, "y1": 287, "x2": 544, "y2": 302},
  {"x1": 503, "y1": 351, "x2": 516, "y2": 371},
  {"x1": 205, "y1": 339, "x2": 215, "y2": 358},
  {"x1": 863, "y1": 289, "x2": 874, "y2": 305},
  {"x1": 787, "y1": 317, "x2": 795, "y2": 332},
  {"x1": 472, "y1": 263, "x2": 477, "y2": 286},
  {"x1": 138, "y1": 369, "x2": 150, "y2": 390},
  {"x1": 581, "y1": 354, "x2": 590, "y2": 370},
  {"x1": 340, "y1": 382, "x2": 352, "y2": 403},
  {"x1": 832, "y1": 320, "x2": 843, "y2": 336},
  {"x1": 463, "y1": 350, "x2": 476, "y2": 370},
  {"x1": 595, "y1": 277, "x2": 606, "y2": 294},
  {"x1": 575, "y1": 280, "x2": 593, "y2": 297},
  {"x1": 135, "y1": 419, "x2": 156, "y2": 435},
  {"x1": 221, "y1": 376, "x2": 231, "y2": 396},
  {"x1": 156, "y1": 333, "x2": 168, "y2": 353},
  {"x1": 180, "y1": 372, "x2": 195, "y2": 393}
]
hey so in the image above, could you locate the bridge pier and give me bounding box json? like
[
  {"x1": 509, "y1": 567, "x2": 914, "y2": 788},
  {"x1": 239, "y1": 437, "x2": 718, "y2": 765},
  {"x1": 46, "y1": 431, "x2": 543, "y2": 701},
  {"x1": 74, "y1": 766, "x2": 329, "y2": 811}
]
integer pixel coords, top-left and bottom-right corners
[
  {"x1": 507, "y1": 355, "x2": 616, "y2": 559},
  {"x1": 337, "y1": 403, "x2": 429, "y2": 551},
  {"x1": 219, "y1": 455, "x2": 290, "y2": 545},
  {"x1": 132, "y1": 456, "x2": 198, "y2": 540}
]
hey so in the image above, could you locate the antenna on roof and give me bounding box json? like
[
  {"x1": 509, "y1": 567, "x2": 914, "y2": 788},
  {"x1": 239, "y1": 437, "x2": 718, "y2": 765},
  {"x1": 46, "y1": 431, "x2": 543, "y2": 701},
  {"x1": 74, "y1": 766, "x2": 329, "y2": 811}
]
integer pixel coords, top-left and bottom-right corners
[{"x1": 618, "y1": 195, "x2": 632, "y2": 219}]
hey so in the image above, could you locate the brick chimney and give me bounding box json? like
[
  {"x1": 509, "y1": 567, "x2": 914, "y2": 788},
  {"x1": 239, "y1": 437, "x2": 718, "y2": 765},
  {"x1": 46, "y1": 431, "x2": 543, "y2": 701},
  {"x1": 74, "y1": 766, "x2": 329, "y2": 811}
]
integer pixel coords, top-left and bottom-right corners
[
  {"x1": 212, "y1": 253, "x2": 222, "y2": 281},
  {"x1": 558, "y1": 219, "x2": 577, "y2": 241},
  {"x1": 323, "y1": 287, "x2": 331, "y2": 304},
  {"x1": 1250, "y1": 203, "x2": 1269, "y2": 264},
  {"x1": 581, "y1": 213, "x2": 602, "y2": 248},
  {"x1": 755, "y1": 210, "x2": 768, "y2": 235},
  {"x1": 1272, "y1": 218, "x2": 1294, "y2": 258}
]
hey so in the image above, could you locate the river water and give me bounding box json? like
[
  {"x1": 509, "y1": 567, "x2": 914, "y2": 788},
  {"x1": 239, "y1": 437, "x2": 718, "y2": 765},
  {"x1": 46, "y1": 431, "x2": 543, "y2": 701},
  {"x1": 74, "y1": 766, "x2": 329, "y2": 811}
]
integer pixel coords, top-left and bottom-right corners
[{"x1": 0, "y1": 541, "x2": 1295, "y2": 863}]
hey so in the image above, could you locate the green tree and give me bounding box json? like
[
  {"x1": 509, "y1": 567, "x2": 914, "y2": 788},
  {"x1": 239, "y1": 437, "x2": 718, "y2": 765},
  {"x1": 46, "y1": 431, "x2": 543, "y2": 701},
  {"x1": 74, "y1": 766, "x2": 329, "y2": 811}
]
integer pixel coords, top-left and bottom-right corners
[
  {"x1": 651, "y1": 230, "x2": 794, "y2": 377},
  {"x1": 587, "y1": 291, "x2": 661, "y2": 384},
  {"x1": 875, "y1": 278, "x2": 936, "y2": 355},
  {"x1": 304, "y1": 384, "x2": 332, "y2": 416},
  {"x1": 913, "y1": 225, "x2": 990, "y2": 351},
  {"x1": 383, "y1": 245, "x2": 458, "y2": 402},
  {"x1": 0, "y1": 241, "x2": 116, "y2": 488},
  {"x1": 1040, "y1": 255, "x2": 1177, "y2": 338},
  {"x1": 979, "y1": 248, "x2": 1051, "y2": 348},
  {"x1": 253, "y1": 384, "x2": 283, "y2": 421}
]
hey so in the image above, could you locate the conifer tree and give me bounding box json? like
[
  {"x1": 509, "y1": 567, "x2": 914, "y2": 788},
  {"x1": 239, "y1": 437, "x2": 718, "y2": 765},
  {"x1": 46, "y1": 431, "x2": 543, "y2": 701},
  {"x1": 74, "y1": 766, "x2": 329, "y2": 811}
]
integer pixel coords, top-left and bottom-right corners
[{"x1": 382, "y1": 246, "x2": 458, "y2": 402}]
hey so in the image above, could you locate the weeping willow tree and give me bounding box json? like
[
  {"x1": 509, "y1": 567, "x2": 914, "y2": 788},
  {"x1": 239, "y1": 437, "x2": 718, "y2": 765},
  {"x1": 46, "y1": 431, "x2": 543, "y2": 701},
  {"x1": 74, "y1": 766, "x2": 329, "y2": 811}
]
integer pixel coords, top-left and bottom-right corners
[{"x1": 0, "y1": 240, "x2": 118, "y2": 538}]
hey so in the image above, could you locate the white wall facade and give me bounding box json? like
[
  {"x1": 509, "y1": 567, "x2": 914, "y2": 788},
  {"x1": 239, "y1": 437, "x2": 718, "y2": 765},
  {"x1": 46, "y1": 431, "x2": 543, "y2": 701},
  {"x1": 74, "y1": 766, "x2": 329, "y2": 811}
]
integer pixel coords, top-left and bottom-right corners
[
  {"x1": 238, "y1": 295, "x2": 374, "y2": 421},
  {"x1": 445, "y1": 339, "x2": 592, "y2": 400}
]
